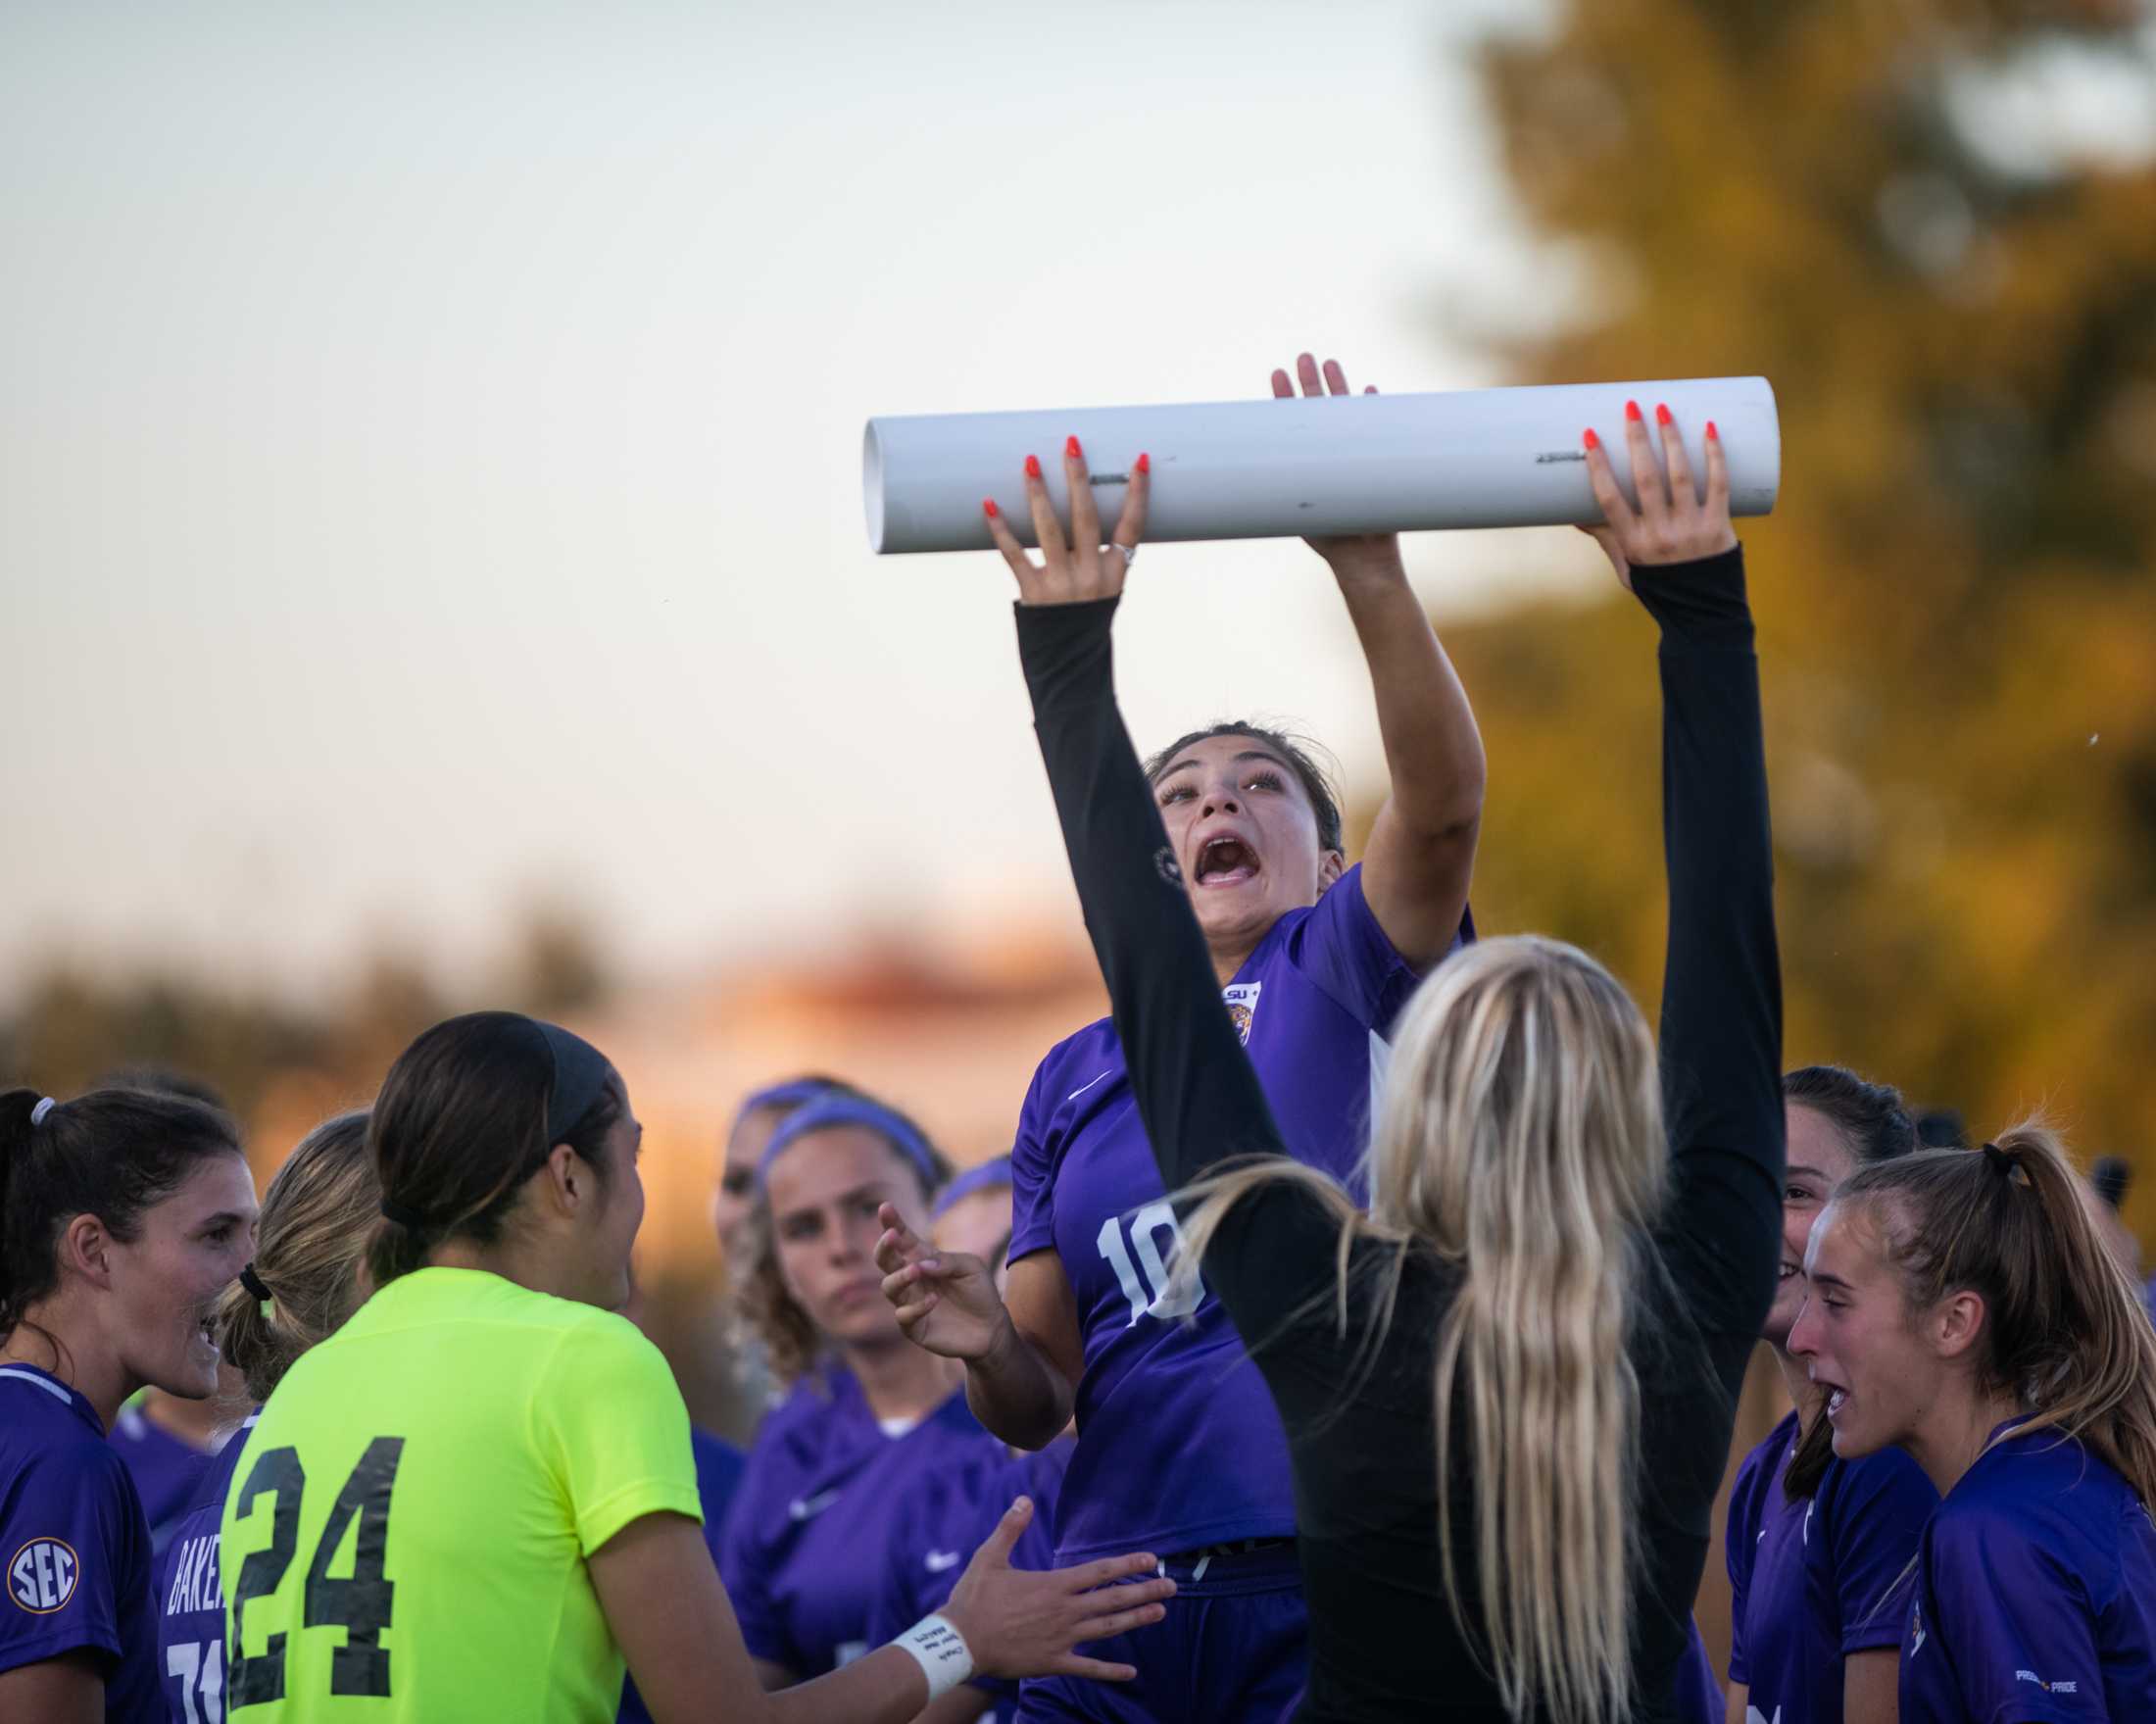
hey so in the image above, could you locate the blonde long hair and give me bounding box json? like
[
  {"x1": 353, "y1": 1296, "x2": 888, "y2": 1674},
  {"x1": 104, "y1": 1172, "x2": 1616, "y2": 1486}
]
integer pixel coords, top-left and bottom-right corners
[
  {"x1": 213, "y1": 1111, "x2": 376, "y2": 1404},
  {"x1": 1173, "y1": 935, "x2": 1670, "y2": 1724}
]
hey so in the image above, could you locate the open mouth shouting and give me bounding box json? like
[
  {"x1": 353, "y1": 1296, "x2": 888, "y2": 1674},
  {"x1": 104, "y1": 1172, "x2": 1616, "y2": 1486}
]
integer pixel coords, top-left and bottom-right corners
[{"x1": 1192, "y1": 826, "x2": 1263, "y2": 889}]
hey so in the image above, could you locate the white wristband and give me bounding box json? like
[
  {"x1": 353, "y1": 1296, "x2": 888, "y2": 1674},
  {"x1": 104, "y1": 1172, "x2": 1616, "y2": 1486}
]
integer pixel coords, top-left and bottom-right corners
[{"x1": 893, "y1": 1612, "x2": 974, "y2": 1703}]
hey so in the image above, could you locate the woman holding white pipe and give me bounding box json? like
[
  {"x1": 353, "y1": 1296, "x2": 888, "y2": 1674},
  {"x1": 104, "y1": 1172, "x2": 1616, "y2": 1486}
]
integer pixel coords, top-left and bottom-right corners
[{"x1": 876, "y1": 353, "x2": 1484, "y2": 1724}]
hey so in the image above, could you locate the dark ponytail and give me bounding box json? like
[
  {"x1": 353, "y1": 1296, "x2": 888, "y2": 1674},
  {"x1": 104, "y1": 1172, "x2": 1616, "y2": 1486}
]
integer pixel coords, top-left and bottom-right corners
[
  {"x1": 1832, "y1": 1123, "x2": 2156, "y2": 1506},
  {"x1": 1, "y1": 1086, "x2": 245, "y2": 1354},
  {"x1": 364, "y1": 1012, "x2": 622, "y2": 1290},
  {"x1": 1783, "y1": 1065, "x2": 1919, "y2": 1499}
]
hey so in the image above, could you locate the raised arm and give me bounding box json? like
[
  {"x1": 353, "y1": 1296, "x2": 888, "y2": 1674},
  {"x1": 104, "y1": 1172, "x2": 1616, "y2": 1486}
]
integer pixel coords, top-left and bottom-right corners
[
  {"x1": 1275, "y1": 354, "x2": 1485, "y2": 966},
  {"x1": 1583, "y1": 402, "x2": 1784, "y2": 1345},
  {"x1": 994, "y1": 436, "x2": 1359, "y2": 1375}
]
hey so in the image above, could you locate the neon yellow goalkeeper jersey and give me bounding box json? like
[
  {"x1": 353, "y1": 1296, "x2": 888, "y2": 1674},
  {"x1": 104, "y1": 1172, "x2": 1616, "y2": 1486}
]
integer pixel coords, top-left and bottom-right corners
[{"x1": 220, "y1": 1266, "x2": 702, "y2": 1721}]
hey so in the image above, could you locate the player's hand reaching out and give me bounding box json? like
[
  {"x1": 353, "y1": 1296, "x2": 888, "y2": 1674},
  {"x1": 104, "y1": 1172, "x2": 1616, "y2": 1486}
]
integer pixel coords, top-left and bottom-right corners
[
  {"x1": 876, "y1": 1204, "x2": 1010, "y2": 1363},
  {"x1": 940, "y1": 1496, "x2": 1174, "y2": 1683},
  {"x1": 1578, "y1": 400, "x2": 1737, "y2": 592},
  {"x1": 985, "y1": 436, "x2": 1149, "y2": 606}
]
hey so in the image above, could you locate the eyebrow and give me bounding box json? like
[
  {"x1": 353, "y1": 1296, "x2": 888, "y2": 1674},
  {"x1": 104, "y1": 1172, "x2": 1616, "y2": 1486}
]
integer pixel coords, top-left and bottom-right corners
[
  {"x1": 1807, "y1": 1270, "x2": 1854, "y2": 1291},
  {"x1": 1786, "y1": 1164, "x2": 1834, "y2": 1185},
  {"x1": 778, "y1": 1182, "x2": 888, "y2": 1222},
  {"x1": 1156, "y1": 749, "x2": 1294, "y2": 783},
  {"x1": 198, "y1": 1210, "x2": 255, "y2": 1231}
]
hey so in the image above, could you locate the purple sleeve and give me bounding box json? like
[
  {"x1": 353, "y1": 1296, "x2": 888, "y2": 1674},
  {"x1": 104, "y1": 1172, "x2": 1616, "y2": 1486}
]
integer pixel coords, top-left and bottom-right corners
[
  {"x1": 1283, "y1": 863, "x2": 1431, "y2": 1034},
  {"x1": 0, "y1": 1446, "x2": 139, "y2": 1677},
  {"x1": 1827, "y1": 1449, "x2": 1938, "y2": 1654},
  {"x1": 1925, "y1": 1510, "x2": 2106, "y2": 1724},
  {"x1": 1723, "y1": 1453, "x2": 1763, "y2": 1685},
  {"x1": 716, "y1": 1462, "x2": 798, "y2": 1674},
  {"x1": 1006, "y1": 1056, "x2": 1058, "y2": 1263}
]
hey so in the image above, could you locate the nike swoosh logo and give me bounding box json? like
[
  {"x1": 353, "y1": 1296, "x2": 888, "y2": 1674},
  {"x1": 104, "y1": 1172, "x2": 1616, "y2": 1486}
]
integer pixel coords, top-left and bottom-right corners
[
  {"x1": 788, "y1": 1490, "x2": 841, "y2": 1521},
  {"x1": 1067, "y1": 1071, "x2": 1112, "y2": 1102},
  {"x1": 924, "y1": 1550, "x2": 962, "y2": 1572}
]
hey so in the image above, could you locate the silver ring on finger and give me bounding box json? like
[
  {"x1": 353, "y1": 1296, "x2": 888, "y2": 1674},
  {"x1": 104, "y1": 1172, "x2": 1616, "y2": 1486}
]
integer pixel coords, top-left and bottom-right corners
[{"x1": 1110, "y1": 543, "x2": 1137, "y2": 567}]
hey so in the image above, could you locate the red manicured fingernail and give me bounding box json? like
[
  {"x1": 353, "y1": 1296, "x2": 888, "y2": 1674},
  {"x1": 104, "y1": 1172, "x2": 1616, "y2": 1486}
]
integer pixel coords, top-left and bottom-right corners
[
  {"x1": 983, "y1": 498, "x2": 999, "y2": 518},
  {"x1": 1625, "y1": 400, "x2": 1642, "y2": 422},
  {"x1": 1065, "y1": 434, "x2": 1083, "y2": 460},
  {"x1": 1706, "y1": 420, "x2": 1720, "y2": 441},
  {"x1": 1024, "y1": 454, "x2": 1042, "y2": 480},
  {"x1": 1583, "y1": 427, "x2": 1600, "y2": 450},
  {"x1": 1136, "y1": 451, "x2": 1151, "y2": 474},
  {"x1": 1655, "y1": 403, "x2": 1672, "y2": 426}
]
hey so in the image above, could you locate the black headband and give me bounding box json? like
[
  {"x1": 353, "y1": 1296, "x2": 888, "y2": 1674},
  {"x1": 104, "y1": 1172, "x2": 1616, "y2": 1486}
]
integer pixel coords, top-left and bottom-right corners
[
  {"x1": 533, "y1": 1018, "x2": 612, "y2": 1149},
  {"x1": 238, "y1": 1262, "x2": 272, "y2": 1304},
  {"x1": 1981, "y1": 1141, "x2": 2015, "y2": 1178},
  {"x1": 375, "y1": 1014, "x2": 612, "y2": 1237}
]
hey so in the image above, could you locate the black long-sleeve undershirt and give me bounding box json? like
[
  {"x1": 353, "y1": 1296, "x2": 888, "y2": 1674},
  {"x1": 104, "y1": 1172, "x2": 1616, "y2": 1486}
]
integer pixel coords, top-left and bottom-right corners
[{"x1": 1017, "y1": 549, "x2": 1783, "y2": 1723}]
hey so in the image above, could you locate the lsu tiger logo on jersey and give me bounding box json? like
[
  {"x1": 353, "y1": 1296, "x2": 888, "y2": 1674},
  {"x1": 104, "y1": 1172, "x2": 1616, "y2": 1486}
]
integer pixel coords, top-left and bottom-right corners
[
  {"x1": 1223, "y1": 982, "x2": 1262, "y2": 1046},
  {"x1": 9, "y1": 1538, "x2": 79, "y2": 1613}
]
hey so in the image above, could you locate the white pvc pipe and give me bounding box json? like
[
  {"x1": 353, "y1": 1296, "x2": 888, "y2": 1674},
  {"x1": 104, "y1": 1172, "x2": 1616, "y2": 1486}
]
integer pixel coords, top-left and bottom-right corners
[{"x1": 863, "y1": 377, "x2": 1778, "y2": 554}]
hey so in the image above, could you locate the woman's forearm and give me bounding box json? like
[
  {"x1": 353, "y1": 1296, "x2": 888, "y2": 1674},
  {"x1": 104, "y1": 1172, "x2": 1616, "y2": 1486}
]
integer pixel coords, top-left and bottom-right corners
[
  {"x1": 1334, "y1": 557, "x2": 1487, "y2": 841},
  {"x1": 1330, "y1": 556, "x2": 1484, "y2": 963},
  {"x1": 963, "y1": 1315, "x2": 1075, "y2": 1452}
]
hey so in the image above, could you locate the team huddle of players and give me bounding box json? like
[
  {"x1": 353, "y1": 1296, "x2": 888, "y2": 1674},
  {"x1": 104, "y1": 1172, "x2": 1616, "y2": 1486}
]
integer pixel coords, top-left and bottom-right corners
[{"x1": 6, "y1": 387, "x2": 2156, "y2": 1724}]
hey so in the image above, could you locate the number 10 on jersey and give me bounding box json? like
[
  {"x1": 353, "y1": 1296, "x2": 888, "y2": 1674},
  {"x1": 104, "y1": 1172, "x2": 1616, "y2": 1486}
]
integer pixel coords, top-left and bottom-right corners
[{"x1": 1096, "y1": 1202, "x2": 1202, "y2": 1326}]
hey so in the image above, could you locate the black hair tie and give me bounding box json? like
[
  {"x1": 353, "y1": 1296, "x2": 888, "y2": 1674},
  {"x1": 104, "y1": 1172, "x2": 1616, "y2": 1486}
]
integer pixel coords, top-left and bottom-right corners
[
  {"x1": 238, "y1": 1262, "x2": 272, "y2": 1304},
  {"x1": 379, "y1": 1198, "x2": 431, "y2": 1231},
  {"x1": 1981, "y1": 1141, "x2": 2015, "y2": 1178}
]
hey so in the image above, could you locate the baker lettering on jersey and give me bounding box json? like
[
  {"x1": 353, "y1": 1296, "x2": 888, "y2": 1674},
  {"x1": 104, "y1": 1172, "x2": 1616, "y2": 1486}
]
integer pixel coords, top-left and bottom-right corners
[
  {"x1": 163, "y1": 1531, "x2": 224, "y2": 1617},
  {"x1": 9, "y1": 1537, "x2": 79, "y2": 1613}
]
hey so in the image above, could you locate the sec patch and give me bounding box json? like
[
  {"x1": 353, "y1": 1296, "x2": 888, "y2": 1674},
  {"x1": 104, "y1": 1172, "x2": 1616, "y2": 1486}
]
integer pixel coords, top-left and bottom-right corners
[{"x1": 9, "y1": 1538, "x2": 80, "y2": 1613}]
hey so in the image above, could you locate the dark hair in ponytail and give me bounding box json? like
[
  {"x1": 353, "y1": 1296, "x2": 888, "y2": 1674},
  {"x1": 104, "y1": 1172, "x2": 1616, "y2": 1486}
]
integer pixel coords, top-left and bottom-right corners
[
  {"x1": 1831, "y1": 1122, "x2": 2156, "y2": 1506},
  {"x1": 1, "y1": 1087, "x2": 245, "y2": 1357},
  {"x1": 364, "y1": 1012, "x2": 623, "y2": 1290},
  {"x1": 215, "y1": 1111, "x2": 375, "y2": 1404},
  {"x1": 1783, "y1": 1065, "x2": 1920, "y2": 1499}
]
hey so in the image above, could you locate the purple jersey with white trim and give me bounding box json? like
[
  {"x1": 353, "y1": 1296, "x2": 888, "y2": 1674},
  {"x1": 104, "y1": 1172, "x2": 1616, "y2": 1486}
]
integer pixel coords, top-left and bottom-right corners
[
  {"x1": 1727, "y1": 1409, "x2": 1936, "y2": 1724},
  {"x1": 719, "y1": 1363, "x2": 1003, "y2": 1680},
  {"x1": 0, "y1": 1363, "x2": 162, "y2": 1721},
  {"x1": 1010, "y1": 862, "x2": 1449, "y2": 1559},
  {"x1": 112, "y1": 1402, "x2": 216, "y2": 1557},
  {"x1": 153, "y1": 1411, "x2": 253, "y2": 1724},
  {"x1": 1903, "y1": 1425, "x2": 2156, "y2": 1723}
]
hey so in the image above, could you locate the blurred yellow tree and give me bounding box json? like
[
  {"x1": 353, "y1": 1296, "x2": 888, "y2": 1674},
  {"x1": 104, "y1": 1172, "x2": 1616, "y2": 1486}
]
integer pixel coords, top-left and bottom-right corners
[{"x1": 1455, "y1": 1, "x2": 2156, "y2": 1205}]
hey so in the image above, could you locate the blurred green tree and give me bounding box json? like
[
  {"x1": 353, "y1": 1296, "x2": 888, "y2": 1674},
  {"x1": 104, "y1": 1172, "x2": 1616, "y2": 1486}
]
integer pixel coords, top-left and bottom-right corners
[{"x1": 1452, "y1": 0, "x2": 2156, "y2": 1201}]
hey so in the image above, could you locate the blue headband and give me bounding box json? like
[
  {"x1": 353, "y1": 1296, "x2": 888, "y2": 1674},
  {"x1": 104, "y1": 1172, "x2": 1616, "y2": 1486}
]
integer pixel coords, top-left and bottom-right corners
[
  {"x1": 933, "y1": 1156, "x2": 1013, "y2": 1218},
  {"x1": 534, "y1": 1019, "x2": 612, "y2": 1148},
  {"x1": 731, "y1": 1077, "x2": 840, "y2": 1140},
  {"x1": 758, "y1": 1096, "x2": 940, "y2": 1194}
]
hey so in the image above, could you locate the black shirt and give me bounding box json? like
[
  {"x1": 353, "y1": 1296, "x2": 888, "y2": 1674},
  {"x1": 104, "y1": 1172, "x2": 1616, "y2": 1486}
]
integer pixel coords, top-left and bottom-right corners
[{"x1": 1016, "y1": 548, "x2": 1783, "y2": 1722}]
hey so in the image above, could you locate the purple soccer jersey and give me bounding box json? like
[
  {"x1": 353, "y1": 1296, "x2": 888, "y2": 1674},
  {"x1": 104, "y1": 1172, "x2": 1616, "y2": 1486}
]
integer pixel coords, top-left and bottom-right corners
[
  {"x1": 0, "y1": 1364, "x2": 162, "y2": 1722},
  {"x1": 719, "y1": 1362, "x2": 1004, "y2": 1679},
  {"x1": 1903, "y1": 1424, "x2": 2156, "y2": 1723},
  {"x1": 1726, "y1": 1409, "x2": 1937, "y2": 1724},
  {"x1": 153, "y1": 1411, "x2": 253, "y2": 1724},
  {"x1": 111, "y1": 1401, "x2": 217, "y2": 1558},
  {"x1": 1010, "y1": 862, "x2": 1450, "y2": 1560},
  {"x1": 1675, "y1": 1618, "x2": 1721, "y2": 1724},
  {"x1": 867, "y1": 1437, "x2": 1071, "y2": 1711}
]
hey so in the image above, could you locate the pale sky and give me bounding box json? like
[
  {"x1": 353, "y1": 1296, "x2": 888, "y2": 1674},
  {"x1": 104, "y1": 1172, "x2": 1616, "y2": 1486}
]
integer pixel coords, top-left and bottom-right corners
[{"x1": 1, "y1": 0, "x2": 1603, "y2": 1004}]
